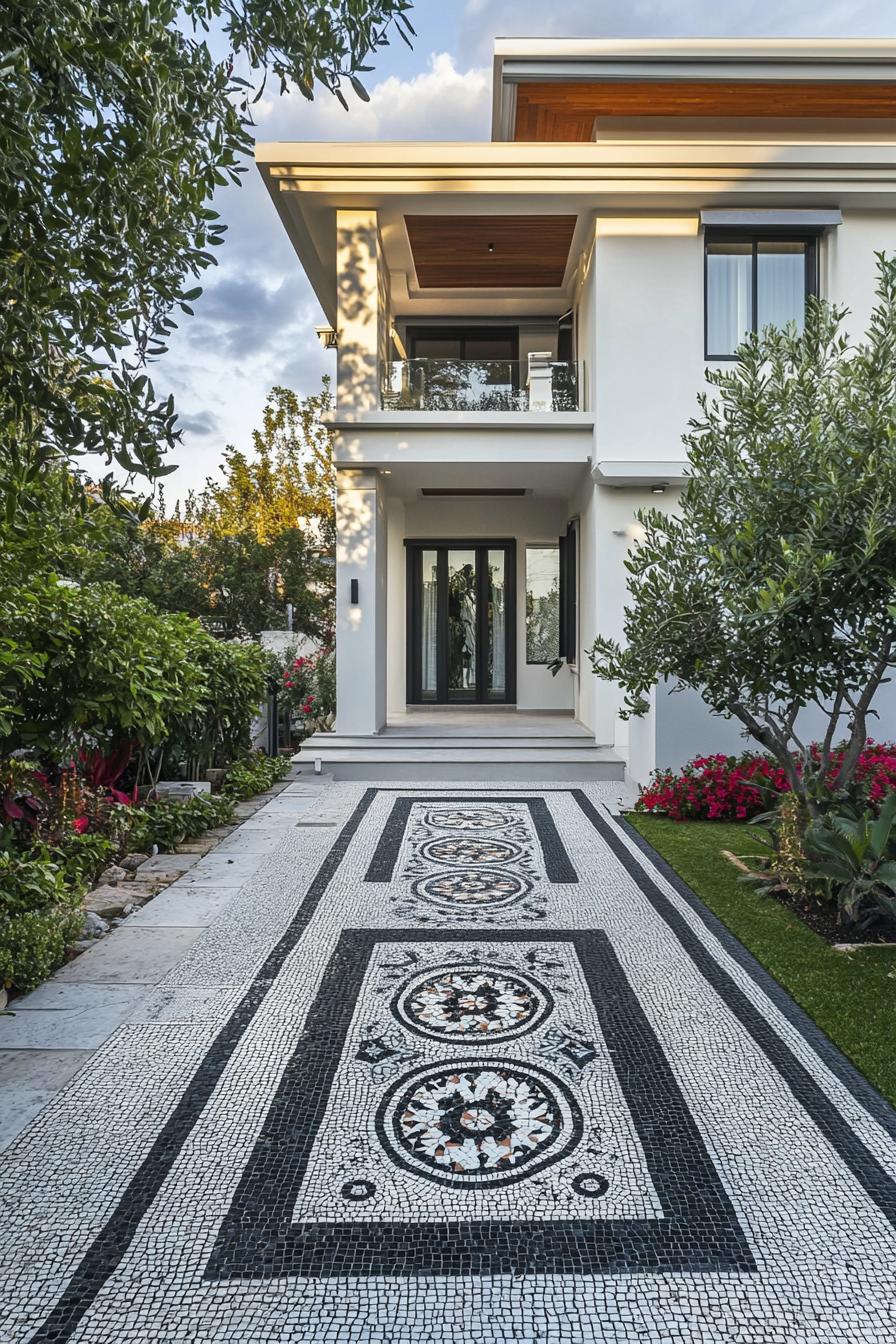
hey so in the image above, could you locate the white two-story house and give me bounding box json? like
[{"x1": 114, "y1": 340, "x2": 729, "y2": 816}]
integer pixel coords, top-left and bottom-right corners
[{"x1": 257, "y1": 38, "x2": 896, "y2": 781}]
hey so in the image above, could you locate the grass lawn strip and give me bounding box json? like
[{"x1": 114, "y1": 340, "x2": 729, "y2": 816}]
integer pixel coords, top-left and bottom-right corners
[{"x1": 627, "y1": 816, "x2": 896, "y2": 1108}]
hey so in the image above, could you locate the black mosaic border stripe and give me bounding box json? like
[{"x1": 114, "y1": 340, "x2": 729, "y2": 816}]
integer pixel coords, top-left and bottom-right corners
[
  {"x1": 364, "y1": 795, "x2": 577, "y2": 884},
  {"x1": 205, "y1": 927, "x2": 753, "y2": 1279},
  {"x1": 26, "y1": 789, "x2": 379, "y2": 1344},
  {"x1": 573, "y1": 794, "x2": 896, "y2": 1230}
]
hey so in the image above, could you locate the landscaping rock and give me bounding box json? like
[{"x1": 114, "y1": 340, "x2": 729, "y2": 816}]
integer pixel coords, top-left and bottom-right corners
[
  {"x1": 84, "y1": 887, "x2": 129, "y2": 920},
  {"x1": 82, "y1": 911, "x2": 110, "y2": 938},
  {"x1": 121, "y1": 853, "x2": 150, "y2": 872},
  {"x1": 98, "y1": 864, "x2": 129, "y2": 885}
]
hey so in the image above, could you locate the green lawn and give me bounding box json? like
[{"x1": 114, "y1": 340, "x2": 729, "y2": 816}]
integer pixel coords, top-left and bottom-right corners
[{"x1": 628, "y1": 815, "x2": 896, "y2": 1107}]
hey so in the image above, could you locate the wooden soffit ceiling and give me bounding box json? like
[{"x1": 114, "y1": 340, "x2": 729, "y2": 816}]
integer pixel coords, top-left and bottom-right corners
[
  {"x1": 405, "y1": 214, "x2": 577, "y2": 288},
  {"x1": 513, "y1": 80, "x2": 896, "y2": 140}
]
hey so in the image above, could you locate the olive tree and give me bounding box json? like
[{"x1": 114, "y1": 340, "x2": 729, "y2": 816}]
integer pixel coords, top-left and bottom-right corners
[
  {"x1": 590, "y1": 253, "x2": 896, "y2": 814},
  {"x1": 0, "y1": 0, "x2": 414, "y2": 515}
]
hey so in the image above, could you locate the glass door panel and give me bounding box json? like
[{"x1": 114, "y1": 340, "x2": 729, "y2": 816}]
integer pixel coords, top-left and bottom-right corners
[
  {"x1": 420, "y1": 549, "x2": 438, "y2": 701},
  {"x1": 447, "y1": 549, "x2": 477, "y2": 700},
  {"x1": 486, "y1": 549, "x2": 507, "y2": 700}
]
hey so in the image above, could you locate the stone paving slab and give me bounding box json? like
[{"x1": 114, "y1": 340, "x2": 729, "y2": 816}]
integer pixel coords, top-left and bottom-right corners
[
  {"x1": 138, "y1": 853, "x2": 200, "y2": 874},
  {"x1": 0, "y1": 984, "x2": 148, "y2": 1049},
  {"x1": 0, "y1": 1051, "x2": 93, "y2": 1151},
  {"x1": 51, "y1": 926, "x2": 204, "y2": 984},
  {"x1": 1, "y1": 780, "x2": 894, "y2": 1344},
  {"x1": 125, "y1": 884, "x2": 241, "y2": 928}
]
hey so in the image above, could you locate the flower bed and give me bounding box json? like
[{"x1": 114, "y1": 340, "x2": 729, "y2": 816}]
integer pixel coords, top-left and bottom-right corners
[
  {"x1": 0, "y1": 750, "x2": 289, "y2": 995},
  {"x1": 637, "y1": 744, "x2": 896, "y2": 822}
]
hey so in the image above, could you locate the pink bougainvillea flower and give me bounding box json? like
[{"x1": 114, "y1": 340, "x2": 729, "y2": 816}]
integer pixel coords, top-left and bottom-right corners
[{"x1": 72, "y1": 816, "x2": 89, "y2": 833}]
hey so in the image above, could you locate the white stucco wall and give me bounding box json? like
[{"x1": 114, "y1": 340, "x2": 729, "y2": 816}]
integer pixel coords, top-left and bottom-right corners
[
  {"x1": 591, "y1": 218, "x2": 705, "y2": 464},
  {"x1": 583, "y1": 210, "x2": 896, "y2": 781}
]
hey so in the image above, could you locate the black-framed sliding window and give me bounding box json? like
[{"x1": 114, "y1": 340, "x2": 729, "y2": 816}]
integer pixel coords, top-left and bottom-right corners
[
  {"x1": 704, "y1": 232, "x2": 818, "y2": 360},
  {"x1": 406, "y1": 327, "x2": 519, "y2": 361}
]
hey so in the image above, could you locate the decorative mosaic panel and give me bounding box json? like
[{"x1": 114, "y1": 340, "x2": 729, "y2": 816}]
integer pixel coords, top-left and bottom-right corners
[{"x1": 5, "y1": 786, "x2": 896, "y2": 1344}]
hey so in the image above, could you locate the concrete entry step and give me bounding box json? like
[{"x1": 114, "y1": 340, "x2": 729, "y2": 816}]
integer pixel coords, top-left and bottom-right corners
[
  {"x1": 305, "y1": 736, "x2": 606, "y2": 751},
  {"x1": 296, "y1": 739, "x2": 625, "y2": 782},
  {"x1": 293, "y1": 758, "x2": 625, "y2": 782}
]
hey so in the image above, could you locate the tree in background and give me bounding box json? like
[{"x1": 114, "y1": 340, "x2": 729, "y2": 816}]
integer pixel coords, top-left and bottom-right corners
[
  {"x1": 0, "y1": 0, "x2": 414, "y2": 521},
  {"x1": 196, "y1": 383, "x2": 336, "y2": 553},
  {"x1": 110, "y1": 383, "x2": 337, "y2": 640},
  {"x1": 590, "y1": 253, "x2": 896, "y2": 818}
]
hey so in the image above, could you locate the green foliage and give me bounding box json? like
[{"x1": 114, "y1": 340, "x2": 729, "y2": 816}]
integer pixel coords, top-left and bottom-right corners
[
  {"x1": 0, "y1": 852, "x2": 83, "y2": 993},
  {"x1": 223, "y1": 751, "x2": 289, "y2": 799},
  {"x1": 38, "y1": 833, "x2": 117, "y2": 891},
  {"x1": 804, "y1": 792, "x2": 896, "y2": 928},
  {"x1": 0, "y1": 567, "x2": 268, "y2": 772},
  {"x1": 162, "y1": 638, "x2": 269, "y2": 776},
  {"x1": 590, "y1": 254, "x2": 896, "y2": 814},
  {"x1": 2, "y1": 579, "x2": 209, "y2": 754},
  {"x1": 125, "y1": 792, "x2": 235, "y2": 853},
  {"x1": 0, "y1": 2, "x2": 414, "y2": 518}
]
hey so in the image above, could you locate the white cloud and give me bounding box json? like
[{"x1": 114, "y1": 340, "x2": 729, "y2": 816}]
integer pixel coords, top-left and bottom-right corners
[{"x1": 254, "y1": 52, "x2": 490, "y2": 141}]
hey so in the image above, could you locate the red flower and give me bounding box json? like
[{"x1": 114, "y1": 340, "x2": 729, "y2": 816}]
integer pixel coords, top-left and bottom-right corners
[{"x1": 72, "y1": 816, "x2": 89, "y2": 834}]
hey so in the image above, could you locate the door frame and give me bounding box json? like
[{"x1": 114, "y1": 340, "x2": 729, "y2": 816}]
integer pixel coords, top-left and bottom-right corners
[{"x1": 405, "y1": 538, "x2": 517, "y2": 705}]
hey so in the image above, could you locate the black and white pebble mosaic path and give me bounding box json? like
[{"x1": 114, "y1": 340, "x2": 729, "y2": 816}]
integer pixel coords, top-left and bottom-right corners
[{"x1": 2, "y1": 784, "x2": 896, "y2": 1342}]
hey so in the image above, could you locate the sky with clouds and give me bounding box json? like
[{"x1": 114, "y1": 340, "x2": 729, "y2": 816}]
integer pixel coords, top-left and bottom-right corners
[{"x1": 154, "y1": 0, "x2": 896, "y2": 500}]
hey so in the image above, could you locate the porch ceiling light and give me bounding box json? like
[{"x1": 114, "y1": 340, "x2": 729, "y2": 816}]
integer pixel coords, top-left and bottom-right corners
[
  {"x1": 651, "y1": 484, "x2": 667, "y2": 495},
  {"x1": 315, "y1": 325, "x2": 337, "y2": 350}
]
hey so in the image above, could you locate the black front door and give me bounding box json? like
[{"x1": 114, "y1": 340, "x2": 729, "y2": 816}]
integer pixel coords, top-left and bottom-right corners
[{"x1": 406, "y1": 541, "x2": 516, "y2": 704}]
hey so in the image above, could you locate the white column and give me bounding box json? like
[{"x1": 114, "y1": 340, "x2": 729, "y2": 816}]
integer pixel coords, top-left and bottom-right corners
[
  {"x1": 335, "y1": 469, "x2": 387, "y2": 735},
  {"x1": 336, "y1": 209, "x2": 383, "y2": 411}
]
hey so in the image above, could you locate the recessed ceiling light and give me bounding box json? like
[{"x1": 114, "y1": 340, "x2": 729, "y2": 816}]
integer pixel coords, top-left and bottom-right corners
[
  {"x1": 487, "y1": 242, "x2": 495, "y2": 253},
  {"x1": 651, "y1": 484, "x2": 666, "y2": 495}
]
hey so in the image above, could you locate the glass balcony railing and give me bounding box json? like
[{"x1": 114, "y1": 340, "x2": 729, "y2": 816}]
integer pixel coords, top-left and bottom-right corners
[{"x1": 380, "y1": 358, "x2": 581, "y2": 413}]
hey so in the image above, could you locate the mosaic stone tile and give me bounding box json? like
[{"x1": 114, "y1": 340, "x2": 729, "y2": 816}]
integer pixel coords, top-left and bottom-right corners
[{"x1": 1, "y1": 783, "x2": 895, "y2": 1344}]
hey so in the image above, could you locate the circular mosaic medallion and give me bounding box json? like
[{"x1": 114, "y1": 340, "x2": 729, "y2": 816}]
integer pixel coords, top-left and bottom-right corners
[
  {"x1": 419, "y1": 835, "x2": 523, "y2": 867},
  {"x1": 376, "y1": 1059, "x2": 581, "y2": 1187},
  {"x1": 394, "y1": 965, "x2": 552, "y2": 1042},
  {"x1": 412, "y1": 867, "x2": 530, "y2": 909},
  {"x1": 424, "y1": 806, "x2": 516, "y2": 832}
]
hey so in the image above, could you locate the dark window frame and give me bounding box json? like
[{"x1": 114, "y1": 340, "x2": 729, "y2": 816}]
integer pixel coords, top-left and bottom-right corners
[
  {"x1": 703, "y1": 230, "x2": 819, "y2": 362},
  {"x1": 558, "y1": 519, "x2": 579, "y2": 668},
  {"x1": 405, "y1": 325, "x2": 520, "y2": 361}
]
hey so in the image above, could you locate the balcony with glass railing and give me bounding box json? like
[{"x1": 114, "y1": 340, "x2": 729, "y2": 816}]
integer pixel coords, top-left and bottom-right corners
[{"x1": 380, "y1": 354, "x2": 582, "y2": 413}]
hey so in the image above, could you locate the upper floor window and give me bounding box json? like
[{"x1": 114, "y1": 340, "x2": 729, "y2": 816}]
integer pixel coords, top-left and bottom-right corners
[{"x1": 704, "y1": 232, "x2": 818, "y2": 360}]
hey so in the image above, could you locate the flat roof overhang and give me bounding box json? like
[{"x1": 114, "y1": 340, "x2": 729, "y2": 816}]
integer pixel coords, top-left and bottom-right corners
[
  {"x1": 256, "y1": 138, "x2": 896, "y2": 325},
  {"x1": 490, "y1": 38, "x2": 896, "y2": 141}
]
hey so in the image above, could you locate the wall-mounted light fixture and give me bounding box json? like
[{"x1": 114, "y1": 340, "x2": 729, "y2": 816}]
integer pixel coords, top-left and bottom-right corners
[
  {"x1": 350, "y1": 579, "x2": 359, "y2": 604},
  {"x1": 651, "y1": 484, "x2": 667, "y2": 495},
  {"x1": 315, "y1": 325, "x2": 338, "y2": 350}
]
